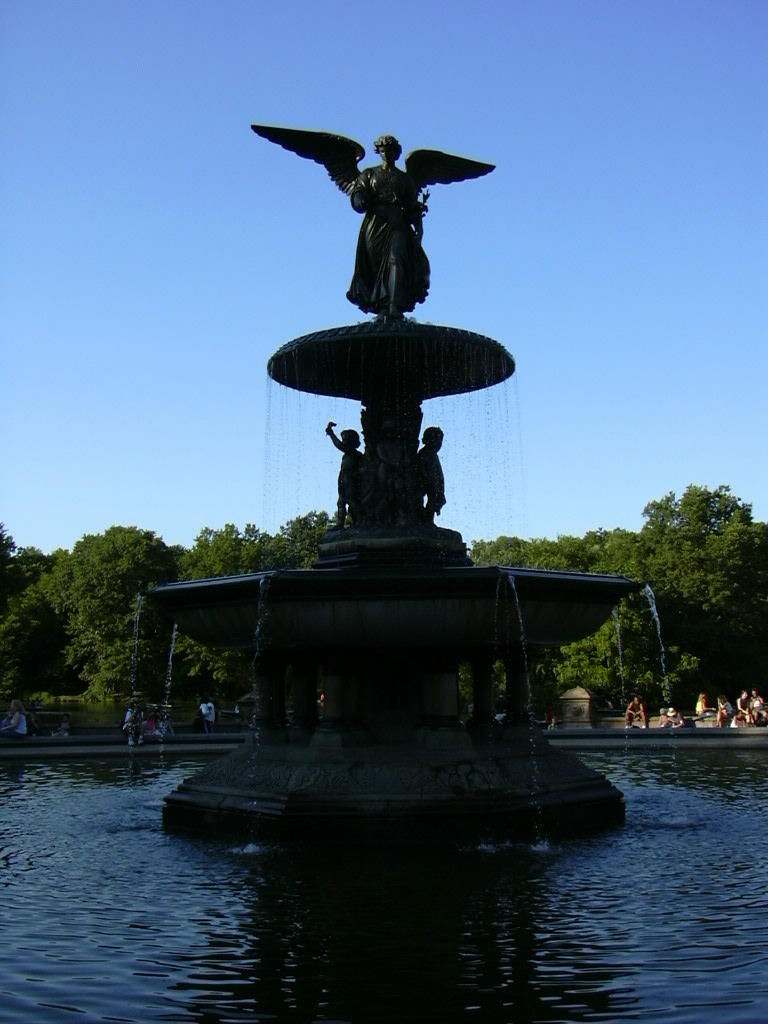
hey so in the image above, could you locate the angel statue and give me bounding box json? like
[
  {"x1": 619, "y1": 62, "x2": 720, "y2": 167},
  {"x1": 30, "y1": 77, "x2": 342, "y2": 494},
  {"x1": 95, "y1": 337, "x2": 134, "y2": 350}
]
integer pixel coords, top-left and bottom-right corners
[{"x1": 251, "y1": 125, "x2": 494, "y2": 320}]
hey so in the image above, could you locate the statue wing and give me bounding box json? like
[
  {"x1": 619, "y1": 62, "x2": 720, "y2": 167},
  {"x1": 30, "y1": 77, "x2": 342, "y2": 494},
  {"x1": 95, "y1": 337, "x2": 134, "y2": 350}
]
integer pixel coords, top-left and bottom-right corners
[
  {"x1": 251, "y1": 124, "x2": 365, "y2": 195},
  {"x1": 405, "y1": 149, "x2": 495, "y2": 190}
]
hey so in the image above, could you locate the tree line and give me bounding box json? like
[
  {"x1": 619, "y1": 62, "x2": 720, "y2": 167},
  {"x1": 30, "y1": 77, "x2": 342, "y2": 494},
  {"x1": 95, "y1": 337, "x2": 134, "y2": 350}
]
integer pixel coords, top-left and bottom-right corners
[{"x1": 1, "y1": 485, "x2": 766, "y2": 713}]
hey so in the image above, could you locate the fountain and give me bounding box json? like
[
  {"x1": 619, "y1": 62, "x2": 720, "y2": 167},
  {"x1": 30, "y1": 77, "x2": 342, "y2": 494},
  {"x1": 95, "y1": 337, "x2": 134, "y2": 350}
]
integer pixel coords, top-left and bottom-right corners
[{"x1": 151, "y1": 124, "x2": 640, "y2": 838}]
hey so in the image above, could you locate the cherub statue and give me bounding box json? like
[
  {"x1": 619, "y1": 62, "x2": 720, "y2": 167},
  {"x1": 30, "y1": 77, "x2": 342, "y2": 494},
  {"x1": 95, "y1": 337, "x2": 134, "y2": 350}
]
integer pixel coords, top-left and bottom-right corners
[
  {"x1": 325, "y1": 421, "x2": 363, "y2": 528},
  {"x1": 251, "y1": 125, "x2": 494, "y2": 320},
  {"x1": 417, "y1": 426, "x2": 446, "y2": 523}
]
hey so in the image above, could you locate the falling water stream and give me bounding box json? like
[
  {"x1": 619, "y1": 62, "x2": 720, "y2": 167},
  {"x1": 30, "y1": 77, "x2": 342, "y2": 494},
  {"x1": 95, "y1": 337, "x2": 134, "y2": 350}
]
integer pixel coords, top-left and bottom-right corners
[
  {"x1": 245, "y1": 573, "x2": 276, "y2": 731},
  {"x1": 128, "y1": 591, "x2": 144, "y2": 699},
  {"x1": 643, "y1": 583, "x2": 669, "y2": 699},
  {"x1": 253, "y1": 573, "x2": 274, "y2": 663},
  {"x1": 612, "y1": 606, "x2": 626, "y2": 703},
  {"x1": 161, "y1": 622, "x2": 178, "y2": 708},
  {"x1": 504, "y1": 571, "x2": 546, "y2": 843}
]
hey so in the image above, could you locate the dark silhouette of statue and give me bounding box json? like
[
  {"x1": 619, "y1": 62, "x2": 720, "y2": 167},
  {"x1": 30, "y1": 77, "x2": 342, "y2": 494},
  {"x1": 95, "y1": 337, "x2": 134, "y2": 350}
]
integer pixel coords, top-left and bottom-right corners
[
  {"x1": 417, "y1": 427, "x2": 446, "y2": 522},
  {"x1": 325, "y1": 422, "x2": 363, "y2": 528},
  {"x1": 251, "y1": 125, "x2": 494, "y2": 320}
]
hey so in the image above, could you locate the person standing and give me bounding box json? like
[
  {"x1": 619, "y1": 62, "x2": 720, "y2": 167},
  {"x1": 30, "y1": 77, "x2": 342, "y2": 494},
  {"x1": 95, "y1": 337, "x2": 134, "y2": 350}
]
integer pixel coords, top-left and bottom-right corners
[
  {"x1": 199, "y1": 697, "x2": 216, "y2": 735},
  {"x1": 122, "y1": 700, "x2": 144, "y2": 746}
]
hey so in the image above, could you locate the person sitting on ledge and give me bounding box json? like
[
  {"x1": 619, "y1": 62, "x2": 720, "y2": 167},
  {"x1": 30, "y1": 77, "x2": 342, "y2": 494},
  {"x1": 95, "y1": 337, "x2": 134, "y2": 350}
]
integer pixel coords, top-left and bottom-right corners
[
  {"x1": 667, "y1": 707, "x2": 685, "y2": 728},
  {"x1": 0, "y1": 699, "x2": 28, "y2": 739},
  {"x1": 51, "y1": 714, "x2": 71, "y2": 737},
  {"x1": 695, "y1": 692, "x2": 714, "y2": 716},
  {"x1": 749, "y1": 688, "x2": 767, "y2": 725},
  {"x1": 157, "y1": 711, "x2": 174, "y2": 737},
  {"x1": 658, "y1": 707, "x2": 685, "y2": 728},
  {"x1": 735, "y1": 688, "x2": 752, "y2": 723},
  {"x1": 625, "y1": 694, "x2": 648, "y2": 728},
  {"x1": 716, "y1": 694, "x2": 733, "y2": 728}
]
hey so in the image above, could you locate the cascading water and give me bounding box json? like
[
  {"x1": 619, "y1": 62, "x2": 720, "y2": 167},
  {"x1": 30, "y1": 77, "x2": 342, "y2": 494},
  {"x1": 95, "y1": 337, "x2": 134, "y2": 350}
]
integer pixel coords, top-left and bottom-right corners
[
  {"x1": 129, "y1": 592, "x2": 144, "y2": 699},
  {"x1": 643, "y1": 583, "x2": 669, "y2": 701},
  {"x1": 162, "y1": 622, "x2": 178, "y2": 708},
  {"x1": 253, "y1": 574, "x2": 274, "y2": 663},
  {"x1": 504, "y1": 571, "x2": 545, "y2": 842},
  {"x1": 505, "y1": 571, "x2": 531, "y2": 700},
  {"x1": 612, "y1": 606, "x2": 626, "y2": 703},
  {"x1": 247, "y1": 573, "x2": 275, "y2": 731}
]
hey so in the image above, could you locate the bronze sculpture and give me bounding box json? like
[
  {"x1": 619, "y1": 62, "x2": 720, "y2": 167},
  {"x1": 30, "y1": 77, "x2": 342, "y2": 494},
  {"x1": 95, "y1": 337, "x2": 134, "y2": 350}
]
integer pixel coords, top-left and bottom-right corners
[
  {"x1": 251, "y1": 125, "x2": 494, "y2": 319},
  {"x1": 417, "y1": 427, "x2": 446, "y2": 523},
  {"x1": 325, "y1": 422, "x2": 363, "y2": 528}
]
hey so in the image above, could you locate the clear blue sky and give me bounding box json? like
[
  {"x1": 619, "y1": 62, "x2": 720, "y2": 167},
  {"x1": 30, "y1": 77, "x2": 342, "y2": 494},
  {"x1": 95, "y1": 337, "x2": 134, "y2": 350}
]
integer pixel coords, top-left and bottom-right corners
[{"x1": 2, "y1": 0, "x2": 766, "y2": 555}]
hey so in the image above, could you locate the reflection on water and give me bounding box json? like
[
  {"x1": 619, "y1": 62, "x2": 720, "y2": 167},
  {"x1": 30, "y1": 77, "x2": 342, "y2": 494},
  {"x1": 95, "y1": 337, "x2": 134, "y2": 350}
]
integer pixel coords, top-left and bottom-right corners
[{"x1": 0, "y1": 750, "x2": 767, "y2": 1023}]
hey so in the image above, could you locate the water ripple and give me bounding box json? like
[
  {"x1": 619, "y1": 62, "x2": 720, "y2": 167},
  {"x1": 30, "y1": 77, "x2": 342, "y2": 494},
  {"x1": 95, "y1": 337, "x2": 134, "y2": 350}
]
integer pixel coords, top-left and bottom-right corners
[{"x1": 1, "y1": 752, "x2": 767, "y2": 1022}]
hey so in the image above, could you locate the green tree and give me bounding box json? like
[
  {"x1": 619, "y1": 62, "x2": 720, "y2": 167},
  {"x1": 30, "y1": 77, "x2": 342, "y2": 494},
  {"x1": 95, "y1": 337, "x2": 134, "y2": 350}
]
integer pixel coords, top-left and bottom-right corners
[
  {"x1": 472, "y1": 486, "x2": 768, "y2": 714},
  {"x1": 635, "y1": 485, "x2": 768, "y2": 704},
  {"x1": 472, "y1": 529, "x2": 651, "y2": 710},
  {"x1": 179, "y1": 523, "x2": 274, "y2": 580},
  {"x1": 52, "y1": 526, "x2": 180, "y2": 701},
  {"x1": 0, "y1": 524, "x2": 16, "y2": 611},
  {"x1": 0, "y1": 561, "x2": 75, "y2": 701},
  {"x1": 172, "y1": 512, "x2": 331, "y2": 700},
  {"x1": 269, "y1": 511, "x2": 331, "y2": 568},
  {"x1": 0, "y1": 532, "x2": 75, "y2": 702}
]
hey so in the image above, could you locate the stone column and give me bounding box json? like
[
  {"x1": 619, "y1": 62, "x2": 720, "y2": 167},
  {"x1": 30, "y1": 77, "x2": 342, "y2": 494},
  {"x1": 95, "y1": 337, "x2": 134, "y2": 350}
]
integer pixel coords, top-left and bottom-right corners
[
  {"x1": 416, "y1": 657, "x2": 471, "y2": 749},
  {"x1": 503, "y1": 648, "x2": 531, "y2": 723},
  {"x1": 286, "y1": 657, "x2": 318, "y2": 740},
  {"x1": 252, "y1": 654, "x2": 286, "y2": 741},
  {"x1": 469, "y1": 653, "x2": 495, "y2": 740},
  {"x1": 420, "y1": 661, "x2": 460, "y2": 728},
  {"x1": 312, "y1": 657, "x2": 366, "y2": 746}
]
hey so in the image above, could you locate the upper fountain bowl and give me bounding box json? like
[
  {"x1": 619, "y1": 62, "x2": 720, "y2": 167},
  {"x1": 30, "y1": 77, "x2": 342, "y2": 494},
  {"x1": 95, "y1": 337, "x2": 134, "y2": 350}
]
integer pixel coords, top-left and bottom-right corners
[{"x1": 267, "y1": 321, "x2": 515, "y2": 402}]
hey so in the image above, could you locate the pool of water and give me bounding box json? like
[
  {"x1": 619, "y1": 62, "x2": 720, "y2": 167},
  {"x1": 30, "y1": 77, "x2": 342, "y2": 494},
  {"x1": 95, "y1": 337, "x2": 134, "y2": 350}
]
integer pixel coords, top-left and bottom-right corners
[{"x1": 1, "y1": 748, "x2": 766, "y2": 1023}]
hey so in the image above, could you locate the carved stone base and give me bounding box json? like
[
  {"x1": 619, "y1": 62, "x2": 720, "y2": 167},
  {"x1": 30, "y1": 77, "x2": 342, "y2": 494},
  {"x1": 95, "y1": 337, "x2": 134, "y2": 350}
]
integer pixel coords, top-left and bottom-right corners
[
  {"x1": 162, "y1": 726, "x2": 624, "y2": 841},
  {"x1": 315, "y1": 523, "x2": 471, "y2": 568}
]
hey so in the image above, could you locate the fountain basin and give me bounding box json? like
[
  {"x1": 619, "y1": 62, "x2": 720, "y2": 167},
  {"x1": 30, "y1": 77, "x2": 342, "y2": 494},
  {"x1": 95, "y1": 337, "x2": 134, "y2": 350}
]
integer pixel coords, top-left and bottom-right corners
[
  {"x1": 151, "y1": 565, "x2": 639, "y2": 652},
  {"x1": 267, "y1": 321, "x2": 515, "y2": 401},
  {"x1": 152, "y1": 565, "x2": 639, "y2": 839}
]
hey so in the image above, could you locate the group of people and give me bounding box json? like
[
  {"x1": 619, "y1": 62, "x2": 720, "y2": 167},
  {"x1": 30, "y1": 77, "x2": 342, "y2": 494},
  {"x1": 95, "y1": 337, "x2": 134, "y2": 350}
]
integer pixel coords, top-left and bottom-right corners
[
  {"x1": 122, "y1": 696, "x2": 216, "y2": 745},
  {"x1": 624, "y1": 689, "x2": 768, "y2": 729},
  {"x1": 625, "y1": 696, "x2": 688, "y2": 729},
  {"x1": 121, "y1": 700, "x2": 175, "y2": 746},
  {"x1": 0, "y1": 700, "x2": 70, "y2": 738},
  {"x1": 712, "y1": 689, "x2": 767, "y2": 728},
  {"x1": 1, "y1": 696, "x2": 219, "y2": 747}
]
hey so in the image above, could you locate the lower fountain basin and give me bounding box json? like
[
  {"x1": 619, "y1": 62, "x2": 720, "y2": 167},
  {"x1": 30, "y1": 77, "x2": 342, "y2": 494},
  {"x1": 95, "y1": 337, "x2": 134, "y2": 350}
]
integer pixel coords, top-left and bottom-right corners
[{"x1": 152, "y1": 565, "x2": 639, "y2": 839}]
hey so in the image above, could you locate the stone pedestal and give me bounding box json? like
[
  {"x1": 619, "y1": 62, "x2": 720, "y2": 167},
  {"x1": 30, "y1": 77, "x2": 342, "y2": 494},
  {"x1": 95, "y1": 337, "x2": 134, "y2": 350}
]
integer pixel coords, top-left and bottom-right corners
[{"x1": 558, "y1": 686, "x2": 595, "y2": 727}]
